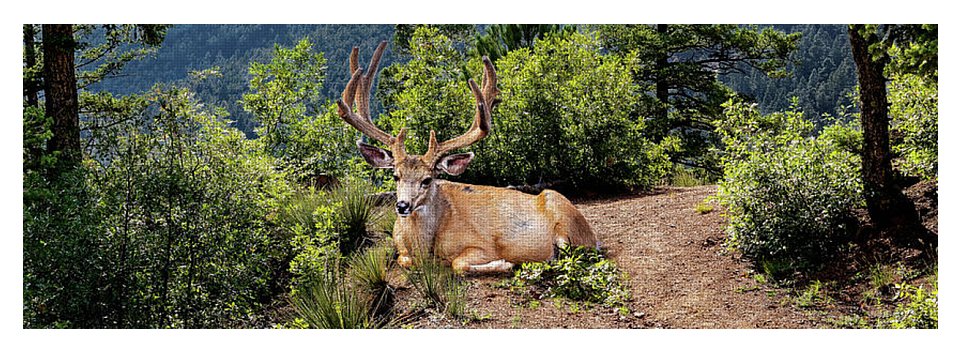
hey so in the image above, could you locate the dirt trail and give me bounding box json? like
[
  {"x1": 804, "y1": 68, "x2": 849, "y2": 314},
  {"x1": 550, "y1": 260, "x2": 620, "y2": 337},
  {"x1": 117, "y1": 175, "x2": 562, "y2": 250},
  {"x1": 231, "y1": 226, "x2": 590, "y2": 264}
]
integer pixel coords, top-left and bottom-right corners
[{"x1": 402, "y1": 186, "x2": 827, "y2": 329}]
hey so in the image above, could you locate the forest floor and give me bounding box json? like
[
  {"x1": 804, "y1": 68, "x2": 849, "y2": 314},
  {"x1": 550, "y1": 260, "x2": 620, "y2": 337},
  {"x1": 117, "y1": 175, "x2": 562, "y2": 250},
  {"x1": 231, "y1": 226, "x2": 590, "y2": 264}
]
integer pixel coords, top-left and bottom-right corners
[{"x1": 390, "y1": 185, "x2": 852, "y2": 329}]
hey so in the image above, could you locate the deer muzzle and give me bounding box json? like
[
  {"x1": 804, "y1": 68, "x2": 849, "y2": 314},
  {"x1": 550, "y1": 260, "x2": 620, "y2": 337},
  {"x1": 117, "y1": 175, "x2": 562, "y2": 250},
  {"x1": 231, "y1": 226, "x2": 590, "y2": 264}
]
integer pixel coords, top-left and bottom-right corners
[{"x1": 396, "y1": 200, "x2": 413, "y2": 216}]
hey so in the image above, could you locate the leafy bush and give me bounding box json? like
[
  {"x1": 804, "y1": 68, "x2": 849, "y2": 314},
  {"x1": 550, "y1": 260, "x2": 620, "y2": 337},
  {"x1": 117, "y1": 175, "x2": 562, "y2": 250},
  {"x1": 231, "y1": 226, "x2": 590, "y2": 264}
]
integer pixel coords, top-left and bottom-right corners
[
  {"x1": 507, "y1": 245, "x2": 631, "y2": 309},
  {"x1": 23, "y1": 167, "x2": 107, "y2": 328},
  {"x1": 716, "y1": 100, "x2": 863, "y2": 270},
  {"x1": 286, "y1": 179, "x2": 390, "y2": 289},
  {"x1": 889, "y1": 73, "x2": 938, "y2": 180},
  {"x1": 242, "y1": 38, "x2": 365, "y2": 183},
  {"x1": 378, "y1": 28, "x2": 671, "y2": 192},
  {"x1": 880, "y1": 281, "x2": 938, "y2": 329},
  {"x1": 25, "y1": 86, "x2": 293, "y2": 328}
]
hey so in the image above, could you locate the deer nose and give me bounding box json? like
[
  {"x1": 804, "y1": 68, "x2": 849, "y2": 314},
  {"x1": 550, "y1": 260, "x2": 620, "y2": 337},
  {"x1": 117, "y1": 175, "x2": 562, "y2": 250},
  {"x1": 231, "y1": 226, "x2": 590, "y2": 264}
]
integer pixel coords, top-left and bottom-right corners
[{"x1": 396, "y1": 201, "x2": 412, "y2": 216}]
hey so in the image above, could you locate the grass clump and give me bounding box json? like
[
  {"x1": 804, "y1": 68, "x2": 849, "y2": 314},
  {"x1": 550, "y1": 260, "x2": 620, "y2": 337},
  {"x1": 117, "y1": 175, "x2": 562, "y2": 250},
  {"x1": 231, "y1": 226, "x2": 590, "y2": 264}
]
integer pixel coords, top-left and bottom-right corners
[
  {"x1": 404, "y1": 255, "x2": 468, "y2": 319},
  {"x1": 291, "y1": 261, "x2": 383, "y2": 329},
  {"x1": 695, "y1": 201, "x2": 714, "y2": 214},
  {"x1": 506, "y1": 245, "x2": 631, "y2": 310},
  {"x1": 349, "y1": 243, "x2": 396, "y2": 318}
]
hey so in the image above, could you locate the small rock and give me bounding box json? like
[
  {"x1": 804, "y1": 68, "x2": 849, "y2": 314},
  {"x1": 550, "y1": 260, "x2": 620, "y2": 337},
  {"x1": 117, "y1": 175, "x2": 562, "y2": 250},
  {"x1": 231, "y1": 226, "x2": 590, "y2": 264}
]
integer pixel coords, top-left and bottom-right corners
[{"x1": 633, "y1": 311, "x2": 645, "y2": 318}]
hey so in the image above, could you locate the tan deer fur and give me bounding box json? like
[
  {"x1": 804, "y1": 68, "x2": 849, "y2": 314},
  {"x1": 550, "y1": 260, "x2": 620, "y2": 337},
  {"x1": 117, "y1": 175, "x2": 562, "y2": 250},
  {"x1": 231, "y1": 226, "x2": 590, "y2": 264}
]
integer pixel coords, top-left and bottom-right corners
[{"x1": 337, "y1": 41, "x2": 598, "y2": 274}]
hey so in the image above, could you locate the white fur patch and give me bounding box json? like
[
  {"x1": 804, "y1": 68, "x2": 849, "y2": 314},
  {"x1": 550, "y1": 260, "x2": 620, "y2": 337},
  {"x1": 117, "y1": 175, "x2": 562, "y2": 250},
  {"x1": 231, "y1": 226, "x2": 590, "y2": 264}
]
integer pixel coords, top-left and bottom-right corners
[{"x1": 469, "y1": 259, "x2": 515, "y2": 273}]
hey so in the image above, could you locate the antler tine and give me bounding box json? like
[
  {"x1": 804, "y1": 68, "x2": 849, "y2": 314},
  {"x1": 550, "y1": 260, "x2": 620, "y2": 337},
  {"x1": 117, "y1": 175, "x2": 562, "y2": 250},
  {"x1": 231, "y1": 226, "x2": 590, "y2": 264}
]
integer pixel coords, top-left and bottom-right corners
[
  {"x1": 480, "y1": 56, "x2": 500, "y2": 108},
  {"x1": 349, "y1": 47, "x2": 360, "y2": 76},
  {"x1": 355, "y1": 41, "x2": 387, "y2": 120},
  {"x1": 429, "y1": 56, "x2": 498, "y2": 160},
  {"x1": 337, "y1": 41, "x2": 394, "y2": 147}
]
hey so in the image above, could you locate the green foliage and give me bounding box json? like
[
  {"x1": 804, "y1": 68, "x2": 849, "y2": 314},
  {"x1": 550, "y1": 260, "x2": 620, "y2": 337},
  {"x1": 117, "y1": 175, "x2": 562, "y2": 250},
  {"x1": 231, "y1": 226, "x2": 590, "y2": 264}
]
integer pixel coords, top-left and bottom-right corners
[
  {"x1": 721, "y1": 25, "x2": 857, "y2": 121},
  {"x1": 484, "y1": 31, "x2": 670, "y2": 190},
  {"x1": 349, "y1": 243, "x2": 395, "y2": 293},
  {"x1": 74, "y1": 24, "x2": 169, "y2": 88},
  {"x1": 889, "y1": 73, "x2": 938, "y2": 180},
  {"x1": 22, "y1": 106, "x2": 55, "y2": 171},
  {"x1": 242, "y1": 39, "x2": 325, "y2": 154},
  {"x1": 884, "y1": 25, "x2": 938, "y2": 80},
  {"x1": 288, "y1": 199, "x2": 343, "y2": 287},
  {"x1": 379, "y1": 28, "x2": 670, "y2": 191},
  {"x1": 286, "y1": 181, "x2": 388, "y2": 283},
  {"x1": 23, "y1": 167, "x2": 106, "y2": 328},
  {"x1": 795, "y1": 280, "x2": 831, "y2": 308},
  {"x1": 392, "y1": 24, "x2": 476, "y2": 57},
  {"x1": 879, "y1": 279, "x2": 938, "y2": 329},
  {"x1": 405, "y1": 255, "x2": 468, "y2": 318},
  {"x1": 329, "y1": 181, "x2": 389, "y2": 255},
  {"x1": 291, "y1": 260, "x2": 381, "y2": 329},
  {"x1": 716, "y1": 100, "x2": 863, "y2": 270},
  {"x1": 507, "y1": 245, "x2": 631, "y2": 309},
  {"x1": 24, "y1": 85, "x2": 292, "y2": 328},
  {"x1": 695, "y1": 201, "x2": 714, "y2": 214},
  {"x1": 594, "y1": 24, "x2": 801, "y2": 171},
  {"x1": 471, "y1": 24, "x2": 575, "y2": 62}
]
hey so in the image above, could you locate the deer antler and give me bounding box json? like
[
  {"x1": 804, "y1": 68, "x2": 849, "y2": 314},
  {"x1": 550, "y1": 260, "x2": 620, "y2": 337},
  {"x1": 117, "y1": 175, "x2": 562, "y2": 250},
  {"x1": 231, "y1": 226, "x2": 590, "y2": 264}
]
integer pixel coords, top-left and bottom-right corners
[
  {"x1": 336, "y1": 41, "x2": 406, "y2": 155},
  {"x1": 424, "y1": 56, "x2": 500, "y2": 163}
]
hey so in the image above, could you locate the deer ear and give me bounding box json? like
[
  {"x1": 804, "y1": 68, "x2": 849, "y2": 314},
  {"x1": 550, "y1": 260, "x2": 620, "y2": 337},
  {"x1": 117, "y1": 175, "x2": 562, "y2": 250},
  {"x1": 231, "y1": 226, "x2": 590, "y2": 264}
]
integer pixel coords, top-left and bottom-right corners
[
  {"x1": 357, "y1": 141, "x2": 394, "y2": 168},
  {"x1": 436, "y1": 152, "x2": 474, "y2": 176}
]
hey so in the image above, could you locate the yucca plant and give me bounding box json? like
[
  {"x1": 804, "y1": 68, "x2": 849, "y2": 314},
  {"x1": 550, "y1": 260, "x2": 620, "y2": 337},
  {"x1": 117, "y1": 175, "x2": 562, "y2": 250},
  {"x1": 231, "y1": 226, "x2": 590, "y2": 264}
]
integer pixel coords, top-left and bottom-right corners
[
  {"x1": 349, "y1": 243, "x2": 396, "y2": 318},
  {"x1": 404, "y1": 254, "x2": 467, "y2": 318},
  {"x1": 277, "y1": 189, "x2": 328, "y2": 236},
  {"x1": 329, "y1": 180, "x2": 385, "y2": 255},
  {"x1": 292, "y1": 260, "x2": 376, "y2": 329}
]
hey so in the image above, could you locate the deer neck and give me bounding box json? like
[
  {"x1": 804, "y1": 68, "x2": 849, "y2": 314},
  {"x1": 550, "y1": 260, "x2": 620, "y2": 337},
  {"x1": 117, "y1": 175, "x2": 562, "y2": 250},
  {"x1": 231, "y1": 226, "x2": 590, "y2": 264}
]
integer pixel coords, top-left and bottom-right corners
[{"x1": 405, "y1": 183, "x2": 448, "y2": 249}]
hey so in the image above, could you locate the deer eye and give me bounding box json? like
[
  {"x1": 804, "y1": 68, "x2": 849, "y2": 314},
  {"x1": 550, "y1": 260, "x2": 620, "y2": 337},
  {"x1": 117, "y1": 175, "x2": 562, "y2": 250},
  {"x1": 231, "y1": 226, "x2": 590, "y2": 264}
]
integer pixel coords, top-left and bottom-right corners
[
  {"x1": 420, "y1": 177, "x2": 433, "y2": 188},
  {"x1": 393, "y1": 175, "x2": 400, "y2": 181}
]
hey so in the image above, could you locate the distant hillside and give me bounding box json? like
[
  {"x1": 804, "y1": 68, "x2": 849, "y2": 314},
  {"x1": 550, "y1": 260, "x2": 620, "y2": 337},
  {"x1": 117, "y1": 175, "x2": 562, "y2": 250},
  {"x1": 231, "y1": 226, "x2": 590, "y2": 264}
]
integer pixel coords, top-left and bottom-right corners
[
  {"x1": 721, "y1": 24, "x2": 858, "y2": 123},
  {"x1": 91, "y1": 24, "x2": 857, "y2": 137},
  {"x1": 90, "y1": 24, "x2": 396, "y2": 136}
]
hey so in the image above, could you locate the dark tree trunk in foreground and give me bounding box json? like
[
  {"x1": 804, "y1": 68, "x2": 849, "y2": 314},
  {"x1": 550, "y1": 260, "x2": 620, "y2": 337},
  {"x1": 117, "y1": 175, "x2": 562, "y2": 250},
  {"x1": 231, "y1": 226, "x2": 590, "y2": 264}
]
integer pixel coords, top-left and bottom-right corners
[
  {"x1": 42, "y1": 24, "x2": 81, "y2": 168},
  {"x1": 848, "y1": 25, "x2": 928, "y2": 244}
]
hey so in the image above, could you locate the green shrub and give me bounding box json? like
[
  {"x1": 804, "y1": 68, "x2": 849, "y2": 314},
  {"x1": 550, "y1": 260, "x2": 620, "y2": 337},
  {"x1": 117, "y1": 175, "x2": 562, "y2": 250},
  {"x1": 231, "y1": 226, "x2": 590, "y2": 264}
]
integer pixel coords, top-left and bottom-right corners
[
  {"x1": 879, "y1": 280, "x2": 938, "y2": 329},
  {"x1": 287, "y1": 179, "x2": 390, "y2": 287},
  {"x1": 507, "y1": 245, "x2": 631, "y2": 309},
  {"x1": 378, "y1": 28, "x2": 671, "y2": 192},
  {"x1": 23, "y1": 168, "x2": 107, "y2": 328},
  {"x1": 25, "y1": 86, "x2": 293, "y2": 328},
  {"x1": 889, "y1": 73, "x2": 938, "y2": 180},
  {"x1": 716, "y1": 100, "x2": 863, "y2": 270}
]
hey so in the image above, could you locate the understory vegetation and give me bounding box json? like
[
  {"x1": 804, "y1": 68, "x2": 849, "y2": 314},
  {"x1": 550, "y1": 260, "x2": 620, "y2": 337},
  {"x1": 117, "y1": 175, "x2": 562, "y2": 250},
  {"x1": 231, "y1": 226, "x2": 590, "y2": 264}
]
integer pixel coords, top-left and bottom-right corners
[{"x1": 502, "y1": 245, "x2": 632, "y2": 314}]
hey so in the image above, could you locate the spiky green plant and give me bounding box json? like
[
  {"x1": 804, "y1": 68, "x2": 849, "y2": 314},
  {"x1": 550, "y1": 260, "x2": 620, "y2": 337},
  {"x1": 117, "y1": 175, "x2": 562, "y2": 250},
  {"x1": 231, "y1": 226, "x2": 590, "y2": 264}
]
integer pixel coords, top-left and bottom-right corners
[
  {"x1": 349, "y1": 243, "x2": 396, "y2": 318},
  {"x1": 405, "y1": 255, "x2": 467, "y2": 318},
  {"x1": 329, "y1": 180, "x2": 385, "y2": 255},
  {"x1": 291, "y1": 261, "x2": 376, "y2": 329}
]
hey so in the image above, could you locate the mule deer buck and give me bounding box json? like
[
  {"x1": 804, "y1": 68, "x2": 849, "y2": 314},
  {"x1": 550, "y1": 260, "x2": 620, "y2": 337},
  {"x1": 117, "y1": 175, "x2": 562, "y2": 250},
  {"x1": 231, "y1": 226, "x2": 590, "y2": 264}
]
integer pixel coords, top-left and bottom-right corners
[{"x1": 338, "y1": 41, "x2": 597, "y2": 274}]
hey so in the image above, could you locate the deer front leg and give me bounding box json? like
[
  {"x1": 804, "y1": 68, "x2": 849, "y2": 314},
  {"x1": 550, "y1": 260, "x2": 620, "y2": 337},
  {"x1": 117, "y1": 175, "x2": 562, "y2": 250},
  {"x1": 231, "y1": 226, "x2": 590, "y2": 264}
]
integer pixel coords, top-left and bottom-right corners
[
  {"x1": 393, "y1": 221, "x2": 414, "y2": 268},
  {"x1": 451, "y1": 248, "x2": 514, "y2": 274}
]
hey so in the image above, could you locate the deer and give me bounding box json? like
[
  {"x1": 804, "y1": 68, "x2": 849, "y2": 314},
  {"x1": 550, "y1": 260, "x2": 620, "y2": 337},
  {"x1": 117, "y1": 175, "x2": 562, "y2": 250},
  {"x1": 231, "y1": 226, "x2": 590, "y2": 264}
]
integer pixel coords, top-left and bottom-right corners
[{"x1": 337, "y1": 41, "x2": 597, "y2": 274}]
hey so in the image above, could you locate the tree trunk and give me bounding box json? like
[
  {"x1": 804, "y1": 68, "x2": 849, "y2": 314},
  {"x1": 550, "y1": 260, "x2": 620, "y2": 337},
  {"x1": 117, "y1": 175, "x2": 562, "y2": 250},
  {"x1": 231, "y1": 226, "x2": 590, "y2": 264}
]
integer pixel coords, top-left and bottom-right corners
[
  {"x1": 848, "y1": 25, "x2": 925, "y2": 239},
  {"x1": 24, "y1": 24, "x2": 40, "y2": 108},
  {"x1": 42, "y1": 24, "x2": 81, "y2": 168},
  {"x1": 655, "y1": 24, "x2": 669, "y2": 122}
]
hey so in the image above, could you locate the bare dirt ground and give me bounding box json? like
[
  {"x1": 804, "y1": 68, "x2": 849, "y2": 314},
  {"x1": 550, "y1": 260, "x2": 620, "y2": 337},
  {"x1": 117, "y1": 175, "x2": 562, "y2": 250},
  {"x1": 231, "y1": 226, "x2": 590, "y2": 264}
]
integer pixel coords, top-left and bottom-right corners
[{"x1": 395, "y1": 185, "x2": 841, "y2": 329}]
